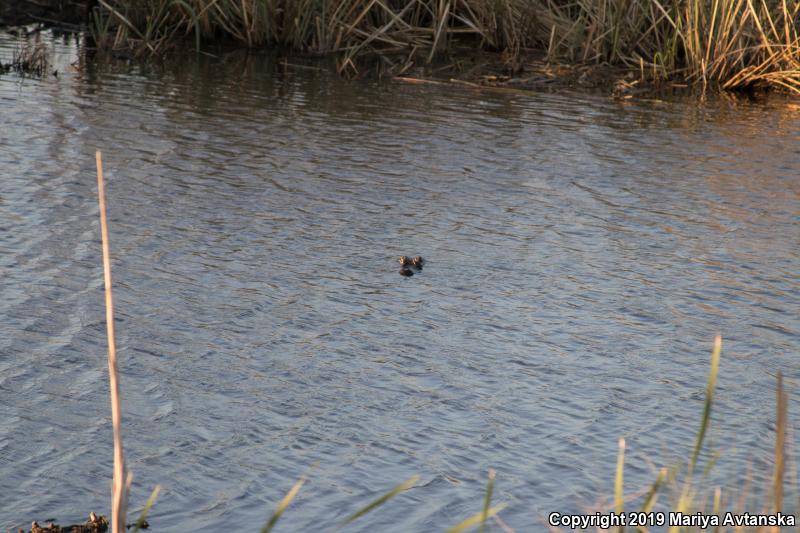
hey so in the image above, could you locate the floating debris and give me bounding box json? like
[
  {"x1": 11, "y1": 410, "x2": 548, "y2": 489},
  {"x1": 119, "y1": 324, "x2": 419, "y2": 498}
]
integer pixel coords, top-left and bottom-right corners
[{"x1": 20, "y1": 512, "x2": 113, "y2": 533}]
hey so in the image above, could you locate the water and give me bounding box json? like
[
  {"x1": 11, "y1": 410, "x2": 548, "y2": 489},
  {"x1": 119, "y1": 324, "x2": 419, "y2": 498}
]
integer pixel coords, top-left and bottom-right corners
[{"x1": 1, "y1": 32, "x2": 798, "y2": 532}]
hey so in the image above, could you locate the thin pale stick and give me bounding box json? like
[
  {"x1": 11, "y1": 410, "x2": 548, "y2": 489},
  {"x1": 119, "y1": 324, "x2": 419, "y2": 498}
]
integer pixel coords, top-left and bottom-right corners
[{"x1": 96, "y1": 150, "x2": 128, "y2": 533}]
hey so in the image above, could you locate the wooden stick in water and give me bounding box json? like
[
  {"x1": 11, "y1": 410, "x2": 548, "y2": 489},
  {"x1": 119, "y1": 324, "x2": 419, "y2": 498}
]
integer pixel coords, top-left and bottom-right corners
[{"x1": 96, "y1": 150, "x2": 128, "y2": 533}]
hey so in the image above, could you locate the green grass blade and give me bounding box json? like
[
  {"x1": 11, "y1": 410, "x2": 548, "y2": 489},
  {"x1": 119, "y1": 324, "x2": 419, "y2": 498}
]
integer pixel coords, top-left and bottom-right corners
[
  {"x1": 132, "y1": 485, "x2": 161, "y2": 533},
  {"x1": 639, "y1": 468, "x2": 665, "y2": 514},
  {"x1": 96, "y1": 0, "x2": 145, "y2": 39},
  {"x1": 689, "y1": 335, "x2": 722, "y2": 474},
  {"x1": 478, "y1": 469, "x2": 495, "y2": 533},
  {"x1": 635, "y1": 468, "x2": 665, "y2": 533},
  {"x1": 260, "y1": 478, "x2": 305, "y2": 533},
  {"x1": 444, "y1": 503, "x2": 508, "y2": 533},
  {"x1": 170, "y1": 0, "x2": 201, "y2": 52},
  {"x1": 340, "y1": 475, "x2": 418, "y2": 526},
  {"x1": 668, "y1": 485, "x2": 696, "y2": 533}
]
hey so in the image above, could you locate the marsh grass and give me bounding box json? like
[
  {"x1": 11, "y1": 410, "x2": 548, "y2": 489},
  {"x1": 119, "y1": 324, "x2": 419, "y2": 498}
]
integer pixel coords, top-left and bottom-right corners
[
  {"x1": 594, "y1": 336, "x2": 797, "y2": 533},
  {"x1": 0, "y1": 38, "x2": 49, "y2": 76},
  {"x1": 262, "y1": 336, "x2": 795, "y2": 533},
  {"x1": 87, "y1": 0, "x2": 800, "y2": 92}
]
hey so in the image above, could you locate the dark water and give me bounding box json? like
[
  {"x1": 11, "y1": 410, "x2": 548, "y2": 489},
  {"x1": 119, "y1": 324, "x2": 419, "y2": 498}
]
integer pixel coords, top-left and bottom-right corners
[{"x1": 1, "y1": 32, "x2": 798, "y2": 532}]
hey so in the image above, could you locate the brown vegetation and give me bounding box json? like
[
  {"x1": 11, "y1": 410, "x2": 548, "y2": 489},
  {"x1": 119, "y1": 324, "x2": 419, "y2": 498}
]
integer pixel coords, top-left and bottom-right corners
[{"x1": 87, "y1": 0, "x2": 800, "y2": 93}]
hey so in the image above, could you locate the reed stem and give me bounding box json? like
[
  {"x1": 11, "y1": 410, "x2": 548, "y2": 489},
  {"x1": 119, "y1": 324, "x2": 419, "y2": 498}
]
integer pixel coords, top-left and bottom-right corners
[{"x1": 96, "y1": 150, "x2": 128, "y2": 533}]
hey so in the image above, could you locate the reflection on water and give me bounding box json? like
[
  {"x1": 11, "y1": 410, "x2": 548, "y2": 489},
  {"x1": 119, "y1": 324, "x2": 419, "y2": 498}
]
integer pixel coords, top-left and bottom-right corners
[{"x1": 0, "y1": 32, "x2": 798, "y2": 532}]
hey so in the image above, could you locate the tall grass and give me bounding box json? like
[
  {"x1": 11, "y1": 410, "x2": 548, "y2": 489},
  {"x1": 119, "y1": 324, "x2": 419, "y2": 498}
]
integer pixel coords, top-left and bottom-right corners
[
  {"x1": 255, "y1": 335, "x2": 794, "y2": 533},
  {"x1": 89, "y1": 0, "x2": 800, "y2": 92},
  {"x1": 262, "y1": 336, "x2": 797, "y2": 533},
  {"x1": 279, "y1": 336, "x2": 795, "y2": 532},
  {"x1": 603, "y1": 336, "x2": 797, "y2": 533},
  {"x1": 0, "y1": 38, "x2": 49, "y2": 77}
]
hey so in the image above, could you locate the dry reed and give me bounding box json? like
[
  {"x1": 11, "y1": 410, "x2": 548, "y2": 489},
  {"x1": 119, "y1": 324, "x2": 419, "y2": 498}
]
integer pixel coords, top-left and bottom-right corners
[
  {"x1": 0, "y1": 38, "x2": 49, "y2": 77},
  {"x1": 88, "y1": 0, "x2": 800, "y2": 92},
  {"x1": 95, "y1": 150, "x2": 128, "y2": 533}
]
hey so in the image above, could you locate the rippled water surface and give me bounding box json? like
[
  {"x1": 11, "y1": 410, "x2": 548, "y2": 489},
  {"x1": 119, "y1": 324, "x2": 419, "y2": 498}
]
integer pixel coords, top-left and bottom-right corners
[{"x1": 1, "y1": 33, "x2": 798, "y2": 532}]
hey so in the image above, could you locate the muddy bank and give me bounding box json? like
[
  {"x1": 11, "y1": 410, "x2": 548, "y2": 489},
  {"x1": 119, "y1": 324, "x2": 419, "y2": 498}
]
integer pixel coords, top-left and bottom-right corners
[
  {"x1": 325, "y1": 49, "x2": 700, "y2": 99},
  {"x1": 392, "y1": 53, "x2": 657, "y2": 98}
]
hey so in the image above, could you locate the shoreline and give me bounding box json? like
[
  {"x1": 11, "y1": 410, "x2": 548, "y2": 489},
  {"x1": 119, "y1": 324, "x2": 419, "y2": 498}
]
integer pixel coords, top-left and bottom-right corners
[
  {"x1": 0, "y1": 27, "x2": 761, "y2": 101},
  {"x1": 1, "y1": 0, "x2": 798, "y2": 97}
]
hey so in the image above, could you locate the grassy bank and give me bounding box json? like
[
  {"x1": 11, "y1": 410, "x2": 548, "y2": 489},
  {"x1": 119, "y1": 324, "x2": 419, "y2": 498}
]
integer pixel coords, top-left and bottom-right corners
[{"x1": 89, "y1": 0, "x2": 800, "y2": 93}]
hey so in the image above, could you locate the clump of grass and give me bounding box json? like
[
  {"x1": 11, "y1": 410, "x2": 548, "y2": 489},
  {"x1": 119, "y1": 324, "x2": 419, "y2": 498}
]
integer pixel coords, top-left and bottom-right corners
[
  {"x1": 89, "y1": 0, "x2": 800, "y2": 92},
  {"x1": 257, "y1": 470, "x2": 511, "y2": 532},
  {"x1": 589, "y1": 336, "x2": 796, "y2": 533},
  {"x1": 1, "y1": 38, "x2": 49, "y2": 77},
  {"x1": 215, "y1": 336, "x2": 796, "y2": 533}
]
